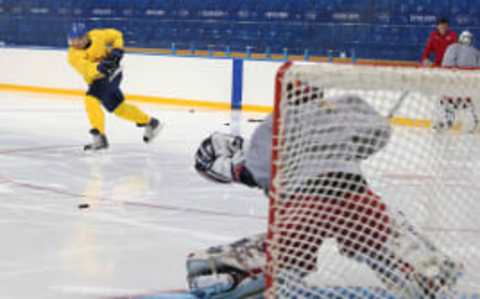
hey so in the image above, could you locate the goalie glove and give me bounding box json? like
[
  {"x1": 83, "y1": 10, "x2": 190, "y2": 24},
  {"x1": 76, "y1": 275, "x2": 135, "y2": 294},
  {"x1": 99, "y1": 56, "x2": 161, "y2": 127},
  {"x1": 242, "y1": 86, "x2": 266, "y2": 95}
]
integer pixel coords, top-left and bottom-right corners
[{"x1": 194, "y1": 133, "x2": 245, "y2": 184}]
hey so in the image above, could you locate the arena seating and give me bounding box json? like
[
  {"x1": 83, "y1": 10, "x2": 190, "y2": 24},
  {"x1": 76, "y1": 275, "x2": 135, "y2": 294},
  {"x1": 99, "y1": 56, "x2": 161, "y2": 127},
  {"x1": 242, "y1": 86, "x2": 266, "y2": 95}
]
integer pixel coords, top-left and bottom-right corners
[{"x1": 0, "y1": 0, "x2": 478, "y2": 61}]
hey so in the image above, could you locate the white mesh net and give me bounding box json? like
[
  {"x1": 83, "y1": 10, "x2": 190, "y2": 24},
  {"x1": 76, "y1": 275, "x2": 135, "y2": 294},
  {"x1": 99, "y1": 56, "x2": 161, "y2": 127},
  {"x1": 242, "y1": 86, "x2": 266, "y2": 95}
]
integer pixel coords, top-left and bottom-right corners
[{"x1": 265, "y1": 63, "x2": 480, "y2": 298}]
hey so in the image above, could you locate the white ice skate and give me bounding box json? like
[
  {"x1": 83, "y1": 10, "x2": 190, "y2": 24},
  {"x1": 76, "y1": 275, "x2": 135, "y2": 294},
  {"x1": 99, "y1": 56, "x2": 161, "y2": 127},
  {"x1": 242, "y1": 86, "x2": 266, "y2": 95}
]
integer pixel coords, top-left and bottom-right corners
[
  {"x1": 84, "y1": 129, "x2": 109, "y2": 151},
  {"x1": 143, "y1": 117, "x2": 163, "y2": 143}
]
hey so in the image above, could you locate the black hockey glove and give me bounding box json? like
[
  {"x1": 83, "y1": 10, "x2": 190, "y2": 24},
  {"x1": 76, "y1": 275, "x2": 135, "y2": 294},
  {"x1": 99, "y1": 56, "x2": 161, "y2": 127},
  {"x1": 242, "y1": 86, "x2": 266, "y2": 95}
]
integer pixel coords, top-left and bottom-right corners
[
  {"x1": 108, "y1": 48, "x2": 124, "y2": 65},
  {"x1": 97, "y1": 59, "x2": 120, "y2": 78}
]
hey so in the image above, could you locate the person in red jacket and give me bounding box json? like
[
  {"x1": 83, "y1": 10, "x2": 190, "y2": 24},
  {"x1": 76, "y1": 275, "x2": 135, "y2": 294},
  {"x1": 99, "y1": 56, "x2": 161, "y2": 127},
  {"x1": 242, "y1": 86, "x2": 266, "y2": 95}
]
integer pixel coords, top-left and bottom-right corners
[{"x1": 421, "y1": 18, "x2": 458, "y2": 67}]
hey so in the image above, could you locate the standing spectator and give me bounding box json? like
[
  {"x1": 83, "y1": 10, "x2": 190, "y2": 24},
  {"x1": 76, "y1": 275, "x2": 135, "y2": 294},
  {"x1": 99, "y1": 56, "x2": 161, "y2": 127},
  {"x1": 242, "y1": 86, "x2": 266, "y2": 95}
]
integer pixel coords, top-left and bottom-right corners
[
  {"x1": 421, "y1": 18, "x2": 457, "y2": 67},
  {"x1": 433, "y1": 31, "x2": 480, "y2": 133},
  {"x1": 442, "y1": 31, "x2": 480, "y2": 68}
]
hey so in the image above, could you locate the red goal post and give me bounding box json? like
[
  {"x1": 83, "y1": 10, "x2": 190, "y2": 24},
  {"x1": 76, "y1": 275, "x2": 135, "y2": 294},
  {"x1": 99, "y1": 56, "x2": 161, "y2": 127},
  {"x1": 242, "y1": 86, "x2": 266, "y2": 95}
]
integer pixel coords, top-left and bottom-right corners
[{"x1": 265, "y1": 61, "x2": 480, "y2": 298}]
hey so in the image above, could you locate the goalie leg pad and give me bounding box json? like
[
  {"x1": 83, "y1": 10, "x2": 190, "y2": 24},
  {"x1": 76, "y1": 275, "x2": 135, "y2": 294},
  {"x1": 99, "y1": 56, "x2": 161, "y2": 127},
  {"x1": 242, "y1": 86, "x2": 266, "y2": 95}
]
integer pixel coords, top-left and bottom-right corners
[
  {"x1": 190, "y1": 274, "x2": 265, "y2": 299},
  {"x1": 187, "y1": 233, "x2": 266, "y2": 277},
  {"x1": 367, "y1": 211, "x2": 464, "y2": 297},
  {"x1": 187, "y1": 234, "x2": 266, "y2": 290},
  {"x1": 187, "y1": 234, "x2": 266, "y2": 298}
]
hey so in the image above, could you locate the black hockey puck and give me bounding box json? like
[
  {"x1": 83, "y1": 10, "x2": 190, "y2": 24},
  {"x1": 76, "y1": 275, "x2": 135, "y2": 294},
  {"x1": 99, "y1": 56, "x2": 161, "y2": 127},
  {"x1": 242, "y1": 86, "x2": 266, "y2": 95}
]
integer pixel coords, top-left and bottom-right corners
[
  {"x1": 248, "y1": 118, "x2": 264, "y2": 123},
  {"x1": 78, "y1": 203, "x2": 90, "y2": 209},
  {"x1": 189, "y1": 109, "x2": 195, "y2": 113},
  {"x1": 224, "y1": 122, "x2": 230, "y2": 126}
]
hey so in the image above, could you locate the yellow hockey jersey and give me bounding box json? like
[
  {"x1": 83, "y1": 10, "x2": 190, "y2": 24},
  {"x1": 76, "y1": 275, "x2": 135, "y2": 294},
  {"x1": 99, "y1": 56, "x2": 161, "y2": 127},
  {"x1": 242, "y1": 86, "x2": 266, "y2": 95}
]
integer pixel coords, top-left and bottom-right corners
[{"x1": 68, "y1": 29, "x2": 124, "y2": 85}]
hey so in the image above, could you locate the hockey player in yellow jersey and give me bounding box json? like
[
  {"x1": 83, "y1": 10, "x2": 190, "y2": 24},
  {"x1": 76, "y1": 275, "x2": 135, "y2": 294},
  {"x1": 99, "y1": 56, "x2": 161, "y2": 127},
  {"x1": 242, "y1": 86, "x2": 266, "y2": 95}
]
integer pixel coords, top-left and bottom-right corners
[{"x1": 67, "y1": 23, "x2": 163, "y2": 151}]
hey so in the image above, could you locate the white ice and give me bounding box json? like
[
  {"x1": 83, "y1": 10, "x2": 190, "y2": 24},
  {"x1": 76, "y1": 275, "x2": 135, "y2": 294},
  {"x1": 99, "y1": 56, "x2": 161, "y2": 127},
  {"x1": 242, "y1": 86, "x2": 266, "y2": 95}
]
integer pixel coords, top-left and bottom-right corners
[
  {"x1": 0, "y1": 92, "x2": 267, "y2": 299},
  {"x1": 0, "y1": 91, "x2": 479, "y2": 299}
]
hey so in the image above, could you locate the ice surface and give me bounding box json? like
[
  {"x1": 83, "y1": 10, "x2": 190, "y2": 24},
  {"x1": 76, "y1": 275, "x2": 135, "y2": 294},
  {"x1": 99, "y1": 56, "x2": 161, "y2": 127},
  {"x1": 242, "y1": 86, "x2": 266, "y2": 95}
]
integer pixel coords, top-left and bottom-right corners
[
  {"x1": 0, "y1": 92, "x2": 267, "y2": 299},
  {"x1": 0, "y1": 92, "x2": 479, "y2": 299}
]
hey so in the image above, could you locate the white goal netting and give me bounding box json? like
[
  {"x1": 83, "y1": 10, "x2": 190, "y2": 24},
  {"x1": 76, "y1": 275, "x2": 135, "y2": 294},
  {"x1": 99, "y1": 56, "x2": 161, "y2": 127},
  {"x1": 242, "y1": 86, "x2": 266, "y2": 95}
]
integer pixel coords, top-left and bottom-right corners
[{"x1": 265, "y1": 62, "x2": 480, "y2": 298}]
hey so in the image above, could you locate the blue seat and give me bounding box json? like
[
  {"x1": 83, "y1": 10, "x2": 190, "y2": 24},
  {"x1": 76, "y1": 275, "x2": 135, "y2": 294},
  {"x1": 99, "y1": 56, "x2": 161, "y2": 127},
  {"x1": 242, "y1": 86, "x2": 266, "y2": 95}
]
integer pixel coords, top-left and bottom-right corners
[
  {"x1": 140, "y1": 0, "x2": 175, "y2": 18},
  {"x1": 311, "y1": 24, "x2": 335, "y2": 47},
  {"x1": 0, "y1": 16, "x2": 16, "y2": 43},
  {"x1": 193, "y1": 0, "x2": 230, "y2": 20},
  {"x1": 383, "y1": 26, "x2": 402, "y2": 44},
  {"x1": 0, "y1": 0, "x2": 478, "y2": 61},
  {"x1": 152, "y1": 22, "x2": 177, "y2": 45},
  {"x1": 124, "y1": 19, "x2": 154, "y2": 46},
  {"x1": 230, "y1": 0, "x2": 265, "y2": 21},
  {"x1": 373, "y1": 0, "x2": 393, "y2": 13}
]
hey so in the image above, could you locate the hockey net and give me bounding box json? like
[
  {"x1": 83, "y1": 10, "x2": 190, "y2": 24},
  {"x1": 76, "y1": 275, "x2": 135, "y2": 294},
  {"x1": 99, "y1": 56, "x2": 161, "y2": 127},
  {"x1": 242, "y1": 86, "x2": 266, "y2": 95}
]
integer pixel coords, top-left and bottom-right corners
[{"x1": 265, "y1": 62, "x2": 480, "y2": 298}]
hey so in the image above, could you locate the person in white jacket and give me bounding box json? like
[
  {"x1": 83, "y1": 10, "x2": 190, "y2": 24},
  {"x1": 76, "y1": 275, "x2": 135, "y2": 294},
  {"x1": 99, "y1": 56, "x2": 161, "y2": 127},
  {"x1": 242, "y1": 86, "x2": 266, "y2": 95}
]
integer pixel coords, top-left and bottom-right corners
[
  {"x1": 442, "y1": 31, "x2": 480, "y2": 67},
  {"x1": 433, "y1": 31, "x2": 480, "y2": 133}
]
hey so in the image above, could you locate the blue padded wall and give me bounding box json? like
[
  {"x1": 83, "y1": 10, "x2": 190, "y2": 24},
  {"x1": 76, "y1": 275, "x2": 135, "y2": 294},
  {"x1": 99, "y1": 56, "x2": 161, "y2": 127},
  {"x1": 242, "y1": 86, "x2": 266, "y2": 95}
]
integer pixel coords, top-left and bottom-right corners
[{"x1": 0, "y1": 0, "x2": 479, "y2": 61}]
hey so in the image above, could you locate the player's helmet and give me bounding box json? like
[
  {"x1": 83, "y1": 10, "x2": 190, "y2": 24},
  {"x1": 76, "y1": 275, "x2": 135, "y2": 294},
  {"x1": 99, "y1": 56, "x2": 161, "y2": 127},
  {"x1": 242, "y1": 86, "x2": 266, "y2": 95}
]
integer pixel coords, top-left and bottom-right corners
[
  {"x1": 68, "y1": 22, "x2": 88, "y2": 40},
  {"x1": 459, "y1": 31, "x2": 473, "y2": 46}
]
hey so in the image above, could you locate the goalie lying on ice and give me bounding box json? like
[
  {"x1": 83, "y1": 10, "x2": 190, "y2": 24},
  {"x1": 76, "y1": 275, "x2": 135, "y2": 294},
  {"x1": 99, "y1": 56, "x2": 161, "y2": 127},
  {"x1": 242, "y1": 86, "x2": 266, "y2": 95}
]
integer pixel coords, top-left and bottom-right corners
[{"x1": 191, "y1": 92, "x2": 464, "y2": 298}]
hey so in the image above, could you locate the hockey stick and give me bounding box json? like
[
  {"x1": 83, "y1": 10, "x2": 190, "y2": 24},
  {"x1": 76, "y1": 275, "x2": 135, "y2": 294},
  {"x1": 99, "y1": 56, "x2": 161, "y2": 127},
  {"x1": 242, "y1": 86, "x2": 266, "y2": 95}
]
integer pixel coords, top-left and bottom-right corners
[
  {"x1": 109, "y1": 65, "x2": 123, "y2": 82},
  {"x1": 387, "y1": 90, "x2": 410, "y2": 119}
]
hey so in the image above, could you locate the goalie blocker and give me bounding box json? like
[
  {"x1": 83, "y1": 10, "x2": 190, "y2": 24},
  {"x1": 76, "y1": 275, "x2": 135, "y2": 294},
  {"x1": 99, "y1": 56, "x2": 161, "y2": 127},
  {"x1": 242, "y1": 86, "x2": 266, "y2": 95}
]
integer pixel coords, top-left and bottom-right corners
[{"x1": 191, "y1": 85, "x2": 464, "y2": 298}]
